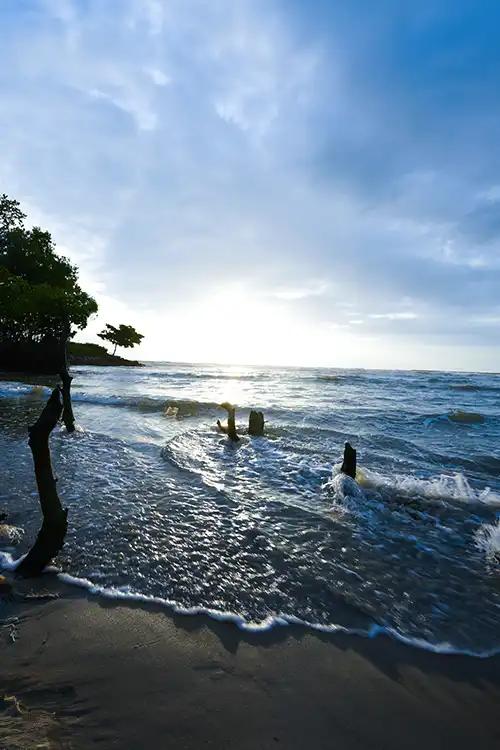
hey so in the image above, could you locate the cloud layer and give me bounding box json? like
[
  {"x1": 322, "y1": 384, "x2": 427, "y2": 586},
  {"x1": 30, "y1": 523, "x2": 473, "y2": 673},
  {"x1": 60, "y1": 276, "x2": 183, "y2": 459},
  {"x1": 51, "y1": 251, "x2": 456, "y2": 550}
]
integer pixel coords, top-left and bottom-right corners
[{"x1": 1, "y1": 0, "x2": 499, "y2": 369}]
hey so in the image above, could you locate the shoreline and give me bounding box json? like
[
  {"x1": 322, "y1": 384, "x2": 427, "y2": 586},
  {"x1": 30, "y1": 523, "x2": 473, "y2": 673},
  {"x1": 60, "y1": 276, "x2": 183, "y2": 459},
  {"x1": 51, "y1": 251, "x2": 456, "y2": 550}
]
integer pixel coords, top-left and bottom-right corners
[
  {"x1": 2, "y1": 551, "x2": 497, "y2": 659},
  {"x1": 68, "y1": 354, "x2": 143, "y2": 367},
  {"x1": 2, "y1": 575, "x2": 500, "y2": 749}
]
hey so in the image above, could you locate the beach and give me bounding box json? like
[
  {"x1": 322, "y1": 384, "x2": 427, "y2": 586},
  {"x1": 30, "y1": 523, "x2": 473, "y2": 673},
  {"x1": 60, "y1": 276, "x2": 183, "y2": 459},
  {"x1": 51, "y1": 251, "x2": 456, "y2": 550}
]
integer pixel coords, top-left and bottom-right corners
[
  {"x1": 2, "y1": 363, "x2": 500, "y2": 747},
  {"x1": 2, "y1": 576, "x2": 500, "y2": 749}
]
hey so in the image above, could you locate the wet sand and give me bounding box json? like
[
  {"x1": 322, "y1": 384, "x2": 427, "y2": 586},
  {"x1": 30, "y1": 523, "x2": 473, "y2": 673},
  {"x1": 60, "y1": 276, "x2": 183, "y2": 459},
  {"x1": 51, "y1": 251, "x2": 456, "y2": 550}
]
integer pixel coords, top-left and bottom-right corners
[{"x1": 1, "y1": 578, "x2": 500, "y2": 749}]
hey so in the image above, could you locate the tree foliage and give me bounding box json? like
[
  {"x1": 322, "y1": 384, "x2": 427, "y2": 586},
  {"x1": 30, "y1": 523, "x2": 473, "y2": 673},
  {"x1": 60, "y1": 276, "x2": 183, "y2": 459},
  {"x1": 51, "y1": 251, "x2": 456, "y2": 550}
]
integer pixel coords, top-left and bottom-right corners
[
  {"x1": 98, "y1": 323, "x2": 144, "y2": 355},
  {"x1": 0, "y1": 194, "x2": 97, "y2": 345}
]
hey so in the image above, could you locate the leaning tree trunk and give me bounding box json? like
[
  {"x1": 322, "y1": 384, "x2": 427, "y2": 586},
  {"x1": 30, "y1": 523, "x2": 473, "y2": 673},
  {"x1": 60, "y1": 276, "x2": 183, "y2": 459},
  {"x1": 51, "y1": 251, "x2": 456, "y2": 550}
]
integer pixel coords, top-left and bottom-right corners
[
  {"x1": 16, "y1": 387, "x2": 68, "y2": 577},
  {"x1": 59, "y1": 324, "x2": 75, "y2": 433}
]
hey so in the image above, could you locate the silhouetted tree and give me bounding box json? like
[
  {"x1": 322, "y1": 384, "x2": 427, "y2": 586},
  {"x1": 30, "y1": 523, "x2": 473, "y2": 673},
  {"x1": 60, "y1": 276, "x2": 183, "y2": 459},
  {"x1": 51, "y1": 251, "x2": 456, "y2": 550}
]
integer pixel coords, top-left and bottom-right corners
[
  {"x1": 0, "y1": 193, "x2": 97, "y2": 361},
  {"x1": 0, "y1": 193, "x2": 98, "y2": 426},
  {"x1": 98, "y1": 323, "x2": 144, "y2": 356}
]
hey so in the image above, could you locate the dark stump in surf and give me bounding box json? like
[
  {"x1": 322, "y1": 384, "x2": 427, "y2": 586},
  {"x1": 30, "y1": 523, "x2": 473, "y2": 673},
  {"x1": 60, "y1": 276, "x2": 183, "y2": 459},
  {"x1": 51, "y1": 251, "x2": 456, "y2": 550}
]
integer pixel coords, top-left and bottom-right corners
[
  {"x1": 341, "y1": 442, "x2": 357, "y2": 479},
  {"x1": 59, "y1": 324, "x2": 75, "y2": 433},
  {"x1": 217, "y1": 402, "x2": 239, "y2": 442},
  {"x1": 16, "y1": 387, "x2": 68, "y2": 578},
  {"x1": 248, "y1": 410, "x2": 265, "y2": 437}
]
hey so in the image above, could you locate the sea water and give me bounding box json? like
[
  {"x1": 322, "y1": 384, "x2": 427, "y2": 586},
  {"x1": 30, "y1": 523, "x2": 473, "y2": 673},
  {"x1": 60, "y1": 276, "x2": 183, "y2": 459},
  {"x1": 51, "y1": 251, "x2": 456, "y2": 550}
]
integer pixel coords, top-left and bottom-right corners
[{"x1": 1, "y1": 364, "x2": 499, "y2": 655}]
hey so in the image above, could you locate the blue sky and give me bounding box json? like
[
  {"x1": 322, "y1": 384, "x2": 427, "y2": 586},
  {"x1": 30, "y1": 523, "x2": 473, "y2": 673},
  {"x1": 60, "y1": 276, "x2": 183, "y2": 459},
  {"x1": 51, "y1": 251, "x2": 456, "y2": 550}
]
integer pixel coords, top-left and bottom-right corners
[{"x1": 1, "y1": 0, "x2": 500, "y2": 369}]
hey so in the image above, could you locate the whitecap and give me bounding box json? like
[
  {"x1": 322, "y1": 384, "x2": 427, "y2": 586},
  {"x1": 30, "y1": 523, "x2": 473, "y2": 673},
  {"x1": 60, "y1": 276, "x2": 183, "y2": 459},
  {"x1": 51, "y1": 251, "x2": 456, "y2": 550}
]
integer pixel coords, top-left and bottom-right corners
[{"x1": 475, "y1": 520, "x2": 500, "y2": 559}]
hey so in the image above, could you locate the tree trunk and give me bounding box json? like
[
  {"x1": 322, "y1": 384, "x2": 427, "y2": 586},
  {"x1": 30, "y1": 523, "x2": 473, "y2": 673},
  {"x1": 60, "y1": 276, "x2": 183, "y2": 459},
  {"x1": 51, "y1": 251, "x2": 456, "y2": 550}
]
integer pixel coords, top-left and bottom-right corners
[
  {"x1": 341, "y1": 442, "x2": 356, "y2": 479},
  {"x1": 59, "y1": 325, "x2": 75, "y2": 433},
  {"x1": 248, "y1": 410, "x2": 265, "y2": 436},
  {"x1": 16, "y1": 388, "x2": 68, "y2": 578},
  {"x1": 113, "y1": 343, "x2": 117, "y2": 356}
]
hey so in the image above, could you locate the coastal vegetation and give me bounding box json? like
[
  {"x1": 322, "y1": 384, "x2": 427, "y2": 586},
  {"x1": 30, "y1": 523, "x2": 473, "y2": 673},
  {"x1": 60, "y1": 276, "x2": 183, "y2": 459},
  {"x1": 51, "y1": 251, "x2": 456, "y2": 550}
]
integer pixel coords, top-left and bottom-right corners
[
  {"x1": 98, "y1": 323, "x2": 144, "y2": 356},
  {"x1": 68, "y1": 341, "x2": 143, "y2": 367},
  {"x1": 0, "y1": 194, "x2": 145, "y2": 576},
  {"x1": 0, "y1": 193, "x2": 97, "y2": 374}
]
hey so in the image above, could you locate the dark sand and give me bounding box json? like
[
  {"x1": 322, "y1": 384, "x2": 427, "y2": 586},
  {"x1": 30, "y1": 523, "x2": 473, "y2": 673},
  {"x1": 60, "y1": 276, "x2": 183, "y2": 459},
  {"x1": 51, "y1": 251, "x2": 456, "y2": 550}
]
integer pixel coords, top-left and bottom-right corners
[{"x1": 1, "y1": 578, "x2": 500, "y2": 749}]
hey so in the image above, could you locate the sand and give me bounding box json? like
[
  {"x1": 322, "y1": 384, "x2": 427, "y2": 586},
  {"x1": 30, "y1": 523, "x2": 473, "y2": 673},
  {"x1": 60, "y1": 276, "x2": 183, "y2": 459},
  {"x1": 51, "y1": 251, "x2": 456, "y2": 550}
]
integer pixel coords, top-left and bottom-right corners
[{"x1": 1, "y1": 578, "x2": 500, "y2": 749}]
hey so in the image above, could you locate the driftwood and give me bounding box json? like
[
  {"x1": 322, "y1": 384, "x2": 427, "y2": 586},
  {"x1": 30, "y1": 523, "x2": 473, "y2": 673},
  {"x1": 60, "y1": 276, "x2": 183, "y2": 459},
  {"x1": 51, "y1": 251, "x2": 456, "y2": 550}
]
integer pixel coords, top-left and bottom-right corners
[
  {"x1": 16, "y1": 388, "x2": 68, "y2": 577},
  {"x1": 217, "y1": 402, "x2": 239, "y2": 442},
  {"x1": 248, "y1": 410, "x2": 265, "y2": 436},
  {"x1": 341, "y1": 442, "x2": 356, "y2": 479},
  {"x1": 59, "y1": 325, "x2": 75, "y2": 433}
]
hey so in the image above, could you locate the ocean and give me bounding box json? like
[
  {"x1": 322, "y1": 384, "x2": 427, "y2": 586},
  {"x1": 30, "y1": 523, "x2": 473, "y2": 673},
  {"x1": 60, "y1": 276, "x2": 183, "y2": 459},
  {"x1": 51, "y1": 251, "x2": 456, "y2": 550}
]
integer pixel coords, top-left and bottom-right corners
[{"x1": 1, "y1": 363, "x2": 499, "y2": 655}]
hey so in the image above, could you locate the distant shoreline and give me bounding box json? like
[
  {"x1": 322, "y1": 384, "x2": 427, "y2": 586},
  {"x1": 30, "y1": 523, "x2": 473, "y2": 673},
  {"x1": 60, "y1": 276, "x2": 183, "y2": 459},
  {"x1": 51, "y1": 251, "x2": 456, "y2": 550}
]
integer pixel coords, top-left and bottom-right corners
[
  {"x1": 68, "y1": 341, "x2": 143, "y2": 367},
  {"x1": 68, "y1": 353, "x2": 143, "y2": 367}
]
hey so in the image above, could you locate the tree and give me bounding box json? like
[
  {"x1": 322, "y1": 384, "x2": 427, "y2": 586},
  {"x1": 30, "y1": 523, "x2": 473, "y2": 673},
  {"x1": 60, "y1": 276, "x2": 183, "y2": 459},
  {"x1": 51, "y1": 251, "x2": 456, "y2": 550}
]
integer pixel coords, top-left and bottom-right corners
[
  {"x1": 0, "y1": 193, "x2": 98, "y2": 429},
  {"x1": 98, "y1": 323, "x2": 144, "y2": 356},
  {"x1": 0, "y1": 194, "x2": 98, "y2": 348}
]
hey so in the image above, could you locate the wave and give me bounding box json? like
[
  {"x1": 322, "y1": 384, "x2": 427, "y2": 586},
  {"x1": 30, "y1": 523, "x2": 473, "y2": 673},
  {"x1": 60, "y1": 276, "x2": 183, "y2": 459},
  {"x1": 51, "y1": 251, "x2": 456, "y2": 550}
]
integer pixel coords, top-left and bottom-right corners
[
  {"x1": 0, "y1": 560, "x2": 495, "y2": 657},
  {"x1": 0, "y1": 524, "x2": 24, "y2": 545},
  {"x1": 449, "y1": 384, "x2": 499, "y2": 393},
  {"x1": 325, "y1": 466, "x2": 500, "y2": 507},
  {"x1": 0, "y1": 550, "x2": 21, "y2": 571},
  {"x1": 156, "y1": 371, "x2": 269, "y2": 382},
  {"x1": 0, "y1": 383, "x2": 236, "y2": 419},
  {"x1": 423, "y1": 411, "x2": 487, "y2": 427},
  {"x1": 475, "y1": 520, "x2": 500, "y2": 559},
  {"x1": 0, "y1": 382, "x2": 51, "y2": 399},
  {"x1": 70, "y1": 393, "x2": 221, "y2": 417}
]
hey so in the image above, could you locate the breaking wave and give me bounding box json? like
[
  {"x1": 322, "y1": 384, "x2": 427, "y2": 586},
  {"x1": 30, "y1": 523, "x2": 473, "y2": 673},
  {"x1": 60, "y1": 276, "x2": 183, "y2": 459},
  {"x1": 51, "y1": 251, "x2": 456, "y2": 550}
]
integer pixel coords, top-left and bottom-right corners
[
  {"x1": 71, "y1": 393, "x2": 221, "y2": 417},
  {"x1": 0, "y1": 524, "x2": 24, "y2": 545},
  {"x1": 475, "y1": 520, "x2": 500, "y2": 559},
  {"x1": 0, "y1": 382, "x2": 51, "y2": 399},
  {"x1": 325, "y1": 466, "x2": 500, "y2": 507},
  {"x1": 2, "y1": 363, "x2": 500, "y2": 657}
]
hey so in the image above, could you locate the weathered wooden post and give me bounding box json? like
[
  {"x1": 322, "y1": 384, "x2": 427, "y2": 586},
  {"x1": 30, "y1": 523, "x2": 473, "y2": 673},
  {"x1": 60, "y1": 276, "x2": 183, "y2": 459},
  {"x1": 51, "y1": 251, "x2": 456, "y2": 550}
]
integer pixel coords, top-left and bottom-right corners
[
  {"x1": 248, "y1": 410, "x2": 265, "y2": 436},
  {"x1": 59, "y1": 322, "x2": 75, "y2": 433},
  {"x1": 16, "y1": 387, "x2": 68, "y2": 577},
  {"x1": 217, "y1": 402, "x2": 239, "y2": 442},
  {"x1": 340, "y1": 442, "x2": 356, "y2": 479}
]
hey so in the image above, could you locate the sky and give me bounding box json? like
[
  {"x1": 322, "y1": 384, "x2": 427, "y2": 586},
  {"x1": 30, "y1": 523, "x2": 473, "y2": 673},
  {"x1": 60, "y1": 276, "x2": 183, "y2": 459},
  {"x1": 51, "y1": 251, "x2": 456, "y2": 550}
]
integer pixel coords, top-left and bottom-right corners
[{"x1": 1, "y1": 0, "x2": 500, "y2": 370}]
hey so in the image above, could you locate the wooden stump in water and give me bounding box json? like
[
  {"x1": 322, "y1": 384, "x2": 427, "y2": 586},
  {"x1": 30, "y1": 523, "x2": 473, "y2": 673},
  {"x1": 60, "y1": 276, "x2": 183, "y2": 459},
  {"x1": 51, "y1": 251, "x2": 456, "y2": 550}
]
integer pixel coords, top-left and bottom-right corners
[
  {"x1": 59, "y1": 327, "x2": 75, "y2": 433},
  {"x1": 248, "y1": 410, "x2": 265, "y2": 436},
  {"x1": 218, "y1": 402, "x2": 239, "y2": 442},
  {"x1": 16, "y1": 388, "x2": 68, "y2": 578},
  {"x1": 341, "y1": 442, "x2": 357, "y2": 479}
]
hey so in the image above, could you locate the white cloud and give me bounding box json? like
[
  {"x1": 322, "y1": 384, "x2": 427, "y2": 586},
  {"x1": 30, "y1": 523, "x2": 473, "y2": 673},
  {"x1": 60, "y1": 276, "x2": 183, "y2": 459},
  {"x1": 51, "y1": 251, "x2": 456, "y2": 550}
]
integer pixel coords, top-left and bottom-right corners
[
  {"x1": 1, "y1": 1, "x2": 500, "y2": 368},
  {"x1": 267, "y1": 281, "x2": 329, "y2": 301},
  {"x1": 369, "y1": 312, "x2": 418, "y2": 320}
]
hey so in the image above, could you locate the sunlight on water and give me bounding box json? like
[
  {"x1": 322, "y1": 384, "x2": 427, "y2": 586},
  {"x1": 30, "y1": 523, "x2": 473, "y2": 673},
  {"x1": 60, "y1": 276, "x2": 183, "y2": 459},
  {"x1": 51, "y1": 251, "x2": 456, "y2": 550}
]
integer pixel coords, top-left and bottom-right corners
[{"x1": 1, "y1": 364, "x2": 499, "y2": 654}]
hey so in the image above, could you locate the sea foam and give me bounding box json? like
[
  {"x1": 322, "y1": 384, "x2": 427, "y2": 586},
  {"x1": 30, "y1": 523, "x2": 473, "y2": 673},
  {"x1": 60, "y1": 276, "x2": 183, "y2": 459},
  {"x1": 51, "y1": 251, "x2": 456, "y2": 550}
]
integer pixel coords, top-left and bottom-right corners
[
  {"x1": 475, "y1": 520, "x2": 500, "y2": 559},
  {"x1": 325, "y1": 466, "x2": 500, "y2": 507}
]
